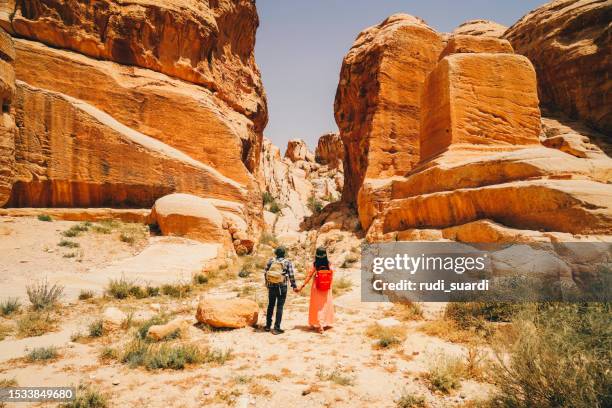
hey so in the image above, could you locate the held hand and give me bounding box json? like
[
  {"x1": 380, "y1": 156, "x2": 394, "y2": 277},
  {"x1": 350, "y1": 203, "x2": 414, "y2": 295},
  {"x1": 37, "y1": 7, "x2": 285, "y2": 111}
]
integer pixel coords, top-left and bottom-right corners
[{"x1": 293, "y1": 287, "x2": 300, "y2": 293}]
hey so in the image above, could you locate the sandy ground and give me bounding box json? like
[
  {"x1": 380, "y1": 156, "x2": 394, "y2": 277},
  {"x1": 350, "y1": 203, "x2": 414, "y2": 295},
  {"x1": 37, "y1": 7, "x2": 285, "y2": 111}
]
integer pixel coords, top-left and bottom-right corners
[{"x1": 0, "y1": 216, "x2": 493, "y2": 407}]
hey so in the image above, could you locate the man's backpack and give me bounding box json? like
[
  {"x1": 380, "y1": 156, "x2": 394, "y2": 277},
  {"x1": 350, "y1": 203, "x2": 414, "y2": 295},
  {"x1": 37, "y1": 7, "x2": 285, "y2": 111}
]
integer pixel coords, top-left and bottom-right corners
[
  {"x1": 266, "y1": 260, "x2": 285, "y2": 285},
  {"x1": 315, "y1": 268, "x2": 333, "y2": 291}
]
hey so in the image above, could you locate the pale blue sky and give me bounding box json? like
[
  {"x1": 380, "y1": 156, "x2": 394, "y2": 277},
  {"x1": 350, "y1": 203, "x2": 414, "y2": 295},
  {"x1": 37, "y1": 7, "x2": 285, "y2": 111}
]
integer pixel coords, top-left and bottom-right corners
[{"x1": 255, "y1": 0, "x2": 546, "y2": 151}]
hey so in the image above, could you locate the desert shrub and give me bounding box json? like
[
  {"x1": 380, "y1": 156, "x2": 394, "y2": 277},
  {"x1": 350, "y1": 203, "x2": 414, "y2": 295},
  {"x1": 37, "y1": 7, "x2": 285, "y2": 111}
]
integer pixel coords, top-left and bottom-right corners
[
  {"x1": 26, "y1": 279, "x2": 64, "y2": 310},
  {"x1": 17, "y1": 311, "x2": 57, "y2": 337},
  {"x1": 193, "y1": 273, "x2": 209, "y2": 285},
  {"x1": 262, "y1": 191, "x2": 274, "y2": 205},
  {"x1": 316, "y1": 366, "x2": 355, "y2": 386},
  {"x1": 78, "y1": 290, "x2": 94, "y2": 301},
  {"x1": 488, "y1": 303, "x2": 611, "y2": 408},
  {"x1": 118, "y1": 339, "x2": 230, "y2": 370},
  {"x1": 106, "y1": 277, "x2": 132, "y2": 299},
  {"x1": 145, "y1": 286, "x2": 160, "y2": 297},
  {"x1": 425, "y1": 354, "x2": 466, "y2": 394},
  {"x1": 161, "y1": 282, "x2": 192, "y2": 298},
  {"x1": 61, "y1": 223, "x2": 89, "y2": 238},
  {"x1": 27, "y1": 346, "x2": 58, "y2": 362},
  {"x1": 58, "y1": 239, "x2": 79, "y2": 248},
  {"x1": 307, "y1": 195, "x2": 323, "y2": 214},
  {"x1": 365, "y1": 323, "x2": 407, "y2": 349},
  {"x1": 119, "y1": 232, "x2": 135, "y2": 244},
  {"x1": 88, "y1": 319, "x2": 104, "y2": 337},
  {"x1": 128, "y1": 285, "x2": 147, "y2": 299},
  {"x1": 37, "y1": 214, "x2": 52, "y2": 222},
  {"x1": 385, "y1": 302, "x2": 423, "y2": 321},
  {"x1": 0, "y1": 297, "x2": 21, "y2": 316},
  {"x1": 60, "y1": 385, "x2": 108, "y2": 408},
  {"x1": 446, "y1": 302, "x2": 522, "y2": 329},
  {"x1": 395, "y1": 390, "x2": 427, "y2": 408},
  {"x1": 268, "y1": 200, "x2": 281, "y2": 214},
  {"x1": 332, "y1": 275, "x2": 353, "y2": 296}
]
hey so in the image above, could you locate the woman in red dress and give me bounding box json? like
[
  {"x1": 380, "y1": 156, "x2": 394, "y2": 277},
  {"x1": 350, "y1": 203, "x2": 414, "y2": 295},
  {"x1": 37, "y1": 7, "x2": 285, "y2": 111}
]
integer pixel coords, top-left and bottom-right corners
[{"x1": 298, "y1": 247, "x2": 335, "y2": 334}]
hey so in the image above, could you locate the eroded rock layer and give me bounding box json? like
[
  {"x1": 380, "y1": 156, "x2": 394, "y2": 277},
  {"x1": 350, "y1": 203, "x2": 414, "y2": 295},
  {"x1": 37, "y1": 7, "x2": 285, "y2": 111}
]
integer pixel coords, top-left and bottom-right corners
[
  {"x1": 504, "y1": 0, "x2": 611, "y2": 134},
  {"x1": 334, "y1": 14, "x2": 443, "y2": 204},
  {"x1": 9, "y1": 0, "x2": 267, "y2": 131},
  {"x1": 0, "y1": 28, "x2": 15, "y2": 206},
  {"x1": 336, "y1": 11, "x2": 612, "y2": 242},
  {"x1": 1, "y1": 0, "x2": 266, "y2": 234}
]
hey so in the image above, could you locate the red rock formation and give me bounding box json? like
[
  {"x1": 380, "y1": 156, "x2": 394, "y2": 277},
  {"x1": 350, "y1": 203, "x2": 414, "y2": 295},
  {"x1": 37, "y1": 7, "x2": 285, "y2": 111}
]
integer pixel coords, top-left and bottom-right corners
[
  {"x1": 9, "y1": 0, "x2": 267, "y2": 133},
  {"x1": 285, "y1": 139, "x2": 314, "y2": 163},
  {"x1": 420, "y1": 53, "x2": 541, "y2": 161},
  {"x1": 9, "y1": 82, "x2": 249, "y2": 208},
  {"x1": 334, "y1": 14, "x2": 443, "y2": 204},
  {"x1": 0, "y1": 0, "x2": 267, "y2": 234},
  {"x1": 0, "y1": 28, "x2": 14, "y2": 206},
  {"x1": 439, "y1": 35, "x2": 513, "y2": 59},
  {"x1": 453, "y1": 19, "x2": 507, "y2": 37},
  {"x1": 504, "y1": 0, "x2": 611, "y2": 134},
  {"x1": 315, "y1": 132, "x2": 343, "y2": 169},
  {"x1": 338, "y1": 13, "x2": 612, "y2": 241}
]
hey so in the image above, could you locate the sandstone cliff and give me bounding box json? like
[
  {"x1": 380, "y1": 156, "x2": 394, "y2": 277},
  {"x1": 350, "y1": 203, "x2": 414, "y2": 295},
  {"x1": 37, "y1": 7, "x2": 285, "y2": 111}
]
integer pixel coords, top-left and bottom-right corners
[
  {"x1": 0, "y1": 27, "x2": 15, "y2": 207},
  {"x1": 334, "y1": 14, "x2": 443, "y2": 204},
  {"x1": 335, "y1": 13, "x2": 612, "y2": 243},
  {"x1": 504, "y1": 0, "x2": 611, "y2": 134},
  {"x1": 0, "y1": 0, "x2": 267, "y2": 234},
  {"x1": 259, "y1": 136, "x2": 343, "y2": 241}
]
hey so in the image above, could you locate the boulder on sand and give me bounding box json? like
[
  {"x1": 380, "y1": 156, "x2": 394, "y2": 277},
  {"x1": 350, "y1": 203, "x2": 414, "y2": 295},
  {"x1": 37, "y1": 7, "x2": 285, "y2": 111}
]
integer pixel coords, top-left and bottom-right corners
[
  {"x1": 102, "y1": 307, "x2": 127, "y2": 330},
  {"x1": 147, "y1": 317, "x2": 190, "y2": 341},
  {"x1": 150, "y1": 193, "x2": 233, "y2": 248},
  {"x1": 196, "y1": 298, "x2": 258, "y2": 329}
]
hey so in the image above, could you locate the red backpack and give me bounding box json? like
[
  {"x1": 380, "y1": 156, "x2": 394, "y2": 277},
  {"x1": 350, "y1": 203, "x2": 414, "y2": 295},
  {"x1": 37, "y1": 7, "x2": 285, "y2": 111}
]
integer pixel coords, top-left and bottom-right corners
[{"x1": 315, "y1": 268, "x2": 333, "y2": 291}]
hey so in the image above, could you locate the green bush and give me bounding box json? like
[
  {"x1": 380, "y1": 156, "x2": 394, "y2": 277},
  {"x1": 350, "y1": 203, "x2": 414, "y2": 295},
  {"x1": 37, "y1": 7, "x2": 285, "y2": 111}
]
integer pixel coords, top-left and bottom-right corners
[
  {"x1": 193, "y1": 274, "x2": 209, "y2": 285},
  {"x1": 60, "y1": 385, "x2": 108, "y2": 408},
  {"x1": 58, "y1": 240, "x2": 79, "y2": 248},
  {"x1": 262, "y1": 191, "x2": 274, "y2": 205},
  {"x1": 426, "y1": 355, "x2": 466, "y2": 393},
  {"x1": 27, "y1": 346, "x2": 58, "y2": 362},
  {"x1": 268, "y1": 200, "x2": 281, "y2": 214},
  {"x1": 395, "y1": 390, "x2": 427, "y2": 408},
  {"x1": 26, "y1": 279, "x2": 64, "y2": 310},
  {"x1": 0, "y1": 297, "x2": 21, "y2": 316},
  {"x1": 78, "y1": 290, "x2": 94, "y2": 301},
  {"x1": 307, "y1": 195, "x2": 323, "y2": 214},
  {"x1": 37, "y1": 214, "x2": 52, "y2": 222},
  {"x1": 161, "y1": 283, "x2": 192, "y2": 298},
  {"x1": 488, "y1": 303, "x2": 611, "y2": 408},
  {"x1": 88, "y1": 319, "x2": 104, "y2": 337}
]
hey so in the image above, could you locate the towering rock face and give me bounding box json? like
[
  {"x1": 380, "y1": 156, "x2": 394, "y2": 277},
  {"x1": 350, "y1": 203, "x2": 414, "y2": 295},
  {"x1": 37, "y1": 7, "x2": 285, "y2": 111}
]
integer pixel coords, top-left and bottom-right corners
[
  {"x1": 8, "y1": 0, "x2": 267, "y2": 136},
  {"x1": 0, "y1": 28, "x2": 15, "y2": 206},
  {"x1": 0, "y1": 0, "x2": 267, "y2": 233},
  {"x1": 334, "y1": 14, "x2": 444, "y2": 204},
  {"x1": 315, "y1": 132, "x2": 343, "y2": 169},
  {"x1": 338, "y1": 12, "x2": 612, "y2": 242},
  {"x1": 504, "y1": 0, "x2": 611, "y2": 134},
  {"x1": 453, "y1": 19, "x2": 508, "y2": 38}
]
